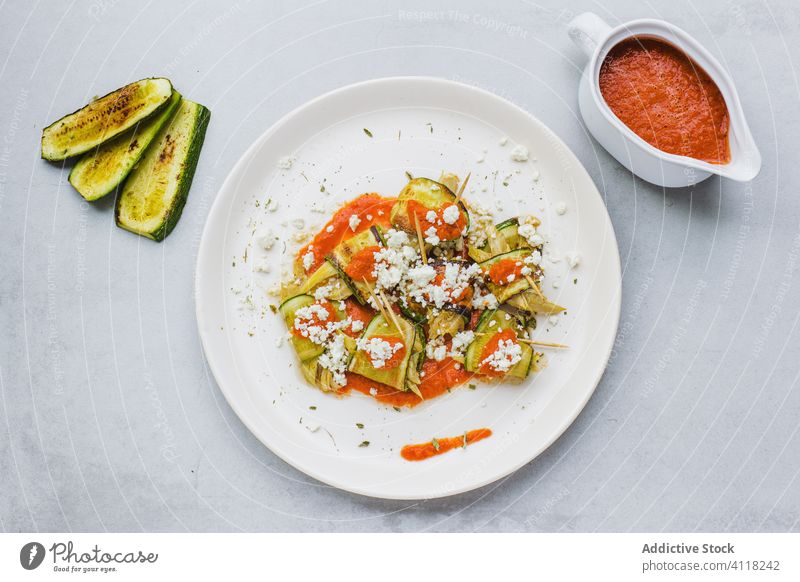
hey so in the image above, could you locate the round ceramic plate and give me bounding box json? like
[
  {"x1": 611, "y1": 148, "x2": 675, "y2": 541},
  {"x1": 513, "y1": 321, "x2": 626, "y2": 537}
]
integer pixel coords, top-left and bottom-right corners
[{"x1": 195, "y1": 77, "x2": 621, "y2": 500}]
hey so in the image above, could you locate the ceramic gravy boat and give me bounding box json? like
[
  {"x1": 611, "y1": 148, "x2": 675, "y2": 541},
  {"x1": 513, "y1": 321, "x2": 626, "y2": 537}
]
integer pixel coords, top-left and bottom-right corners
[{"x1": 567, "y1": 12, "x2": 761, "y2": 188}]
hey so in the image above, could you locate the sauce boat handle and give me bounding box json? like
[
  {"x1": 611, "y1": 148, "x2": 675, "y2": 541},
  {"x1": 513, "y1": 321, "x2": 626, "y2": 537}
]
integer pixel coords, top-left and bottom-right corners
[{"x1": 568, "y1": 12, "x2": 612, "y2": 58}]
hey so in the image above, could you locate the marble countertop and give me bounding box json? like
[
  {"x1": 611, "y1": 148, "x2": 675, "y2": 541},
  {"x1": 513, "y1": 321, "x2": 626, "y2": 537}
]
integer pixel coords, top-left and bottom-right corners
[{"x1": 1, "y1": 0, "x2": 799, "y2": 532}]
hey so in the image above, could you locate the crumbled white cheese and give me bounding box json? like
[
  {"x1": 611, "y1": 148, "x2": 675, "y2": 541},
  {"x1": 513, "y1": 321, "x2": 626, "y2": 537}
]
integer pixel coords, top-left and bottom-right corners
[
  {"x1": 471, "y1": 287, "x2": 498, "y2": 310},
  {"x1": 442, "y1": 205, "x2": 460, "y2": 225},
  {"x1": 498, "y1": 136, "x2": 509, "y2": 146},
  {"x1": 313, "y1": 283, "x2": 332, "y2": 300},
  {"x1": 274, "y1": 336, "x2": 283, "y2": 348},
  {"x1": 305, "y1": 423, "x2": 320, "y2": 433},
  {"x1": 325, "y1": 225, "x2": 334, "y2": 233},
  {"x1": 518, "y1": 223, "x2": 544, "y2": 247},
  {"x1": 265, "y1": 198, "x2": 279, "y2": 212},
  {"x1": 277, "y1": 156, "x2": 293, "y2": 169},
  {"x1": 256, "y1": 228, "x2": 276, "y2": 250},
  {"x1": 425, "y1": 210, "x2": 437, "y2": 223},
  {"x1": 348, "y1": 214, "x2": 361, "y2": 231},
  {"x1": 555, "y1": 202, "x2": 567, "y2": 215},
  {"x1": 384, "y1": 228, "x2": 409, "y2": 248},
  {"x1": 476, "y1": 152, "x2": 485, "y2": 163},
  {"x1": 350, "y1": 320, "x2": 364, "y2": 333},
  {"x1": 254, "y1": 259, "x2": 271, "y2": 273},
  {"x1": 431, "y1": 344, "x2": 447, "y2": 362},
  {"x1": 369, "y1": 387, "x2": 378, "y2": 396},
  {"x1": 510, "y1": 145, "x2": 529, "y2": 162},
  {"x1": 532, "y1": 169, "x2": 540, "y2": 181},
  {"x1": 357, "y1": 336, "x2": 403, "y2": 369},
  {"x1": 566, "y1": 251, "x2": 581, "y2": 268},
  {"x1": 449, "y1": 330, "x2": 475, "y2": 357},
  {"x1": 318, "y1": 333, "x2": 349, "y2": 386},
  {"x1": 548, "y1": 315, "x2": 559, "y2": 326},
  {"x1": 292, "y1": 218, "x2": 306, "y2": 230},
  {"x1": 465, "y1": 201, "x2": 494, "y2": 248},
  {"x1": 424, "y1": 226, "x2": 440, "y2": 246},
  {"x1": 480, "y1": 338, "x2": 522, "y2": 372},
  {"x1": 293, "y1": 303, "x2": 334, "y2": 344},
  {"x1": 302, "y1": 249, "x2": 315, "y2": 271}
]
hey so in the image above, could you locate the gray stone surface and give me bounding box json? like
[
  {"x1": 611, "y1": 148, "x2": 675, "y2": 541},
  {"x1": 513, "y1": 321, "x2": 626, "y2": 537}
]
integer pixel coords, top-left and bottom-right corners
[{"x1": 1, "y1": 0, "x2": 799, "y2": 532}]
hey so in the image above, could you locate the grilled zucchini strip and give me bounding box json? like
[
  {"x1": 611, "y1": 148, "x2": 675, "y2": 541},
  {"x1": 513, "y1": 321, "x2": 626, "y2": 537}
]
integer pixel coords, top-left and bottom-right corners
[{"x1": 42, "y1": 78, "x2": 173, "y2": 161}]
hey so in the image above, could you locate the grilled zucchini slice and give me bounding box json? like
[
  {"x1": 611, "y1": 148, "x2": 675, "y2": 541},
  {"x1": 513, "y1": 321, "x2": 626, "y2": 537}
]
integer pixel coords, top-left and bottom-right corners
[
  {"x1": 116, "y1": 99, "x2": 210, "y2": 241},
  {"x1": 68, "y1": 91, "x2": 182, "y2": 201},
  {"x1": 326, "y1": 226, "x2": 384, "y2": 303},
  {"x1": 505, "y1": 288, "x2": 565, "y2": 316},
  {"x1": 479, "y1": 249, "x2": 536, "y2": 303},
  {"x1": 42, "y1": 78, "x2": 173, "y2": 161},
  {"x1": 464, "y1": 310, "x2": 536, "y2": 380},
  {"x1": 348, "y1": 313, "x2": 424, "y2": 396},
  {"x1": 279, "y1": 295, "x2": 327, "y2": 361},
  {"x1": 389, "y1": 177, "x2": 468, "y2": 234}
]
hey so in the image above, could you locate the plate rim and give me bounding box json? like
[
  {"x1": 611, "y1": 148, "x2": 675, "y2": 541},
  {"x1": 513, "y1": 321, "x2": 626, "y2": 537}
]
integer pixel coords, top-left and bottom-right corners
[{"x1": 195, "y1": 75, "x2": 622, "y2": 500}]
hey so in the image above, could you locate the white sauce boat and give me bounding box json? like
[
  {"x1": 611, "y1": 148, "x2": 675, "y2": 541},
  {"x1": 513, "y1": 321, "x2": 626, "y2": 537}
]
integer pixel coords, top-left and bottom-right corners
[{"x1": 568, "y1": 12, "x2": 761, "y2": 188}]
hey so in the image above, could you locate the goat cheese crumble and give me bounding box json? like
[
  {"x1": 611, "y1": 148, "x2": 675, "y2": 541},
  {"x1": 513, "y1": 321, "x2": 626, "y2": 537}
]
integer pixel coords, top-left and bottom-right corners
[
  {"x1": 510, "y1": 145, "x2": 529, "y2": 162},
  {"x1": 481, "y1": 339, "x2": 522, "y2": 373}
]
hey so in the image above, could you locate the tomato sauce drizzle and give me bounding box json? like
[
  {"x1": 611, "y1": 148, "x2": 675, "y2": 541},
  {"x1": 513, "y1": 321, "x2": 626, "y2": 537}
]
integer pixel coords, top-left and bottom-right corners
[
  {"x1": 400, "y1": 428, "x2": 493, "y2": 461},
  {"x1": 298, "y1": 194, "x2": 395, "y2": 272},
  {"x1": 407, "y1": 200, "x2": 466, "y2": 241}
]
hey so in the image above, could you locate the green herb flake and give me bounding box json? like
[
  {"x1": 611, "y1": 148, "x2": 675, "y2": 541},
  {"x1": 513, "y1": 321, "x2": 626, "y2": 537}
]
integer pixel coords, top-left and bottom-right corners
[
  {"x1": 431, "y1": 437, "x2": 440, "y2": 451},
  {"x1": 269, "y1": 304, "x2": 278, "y2": 314},
  {"x1": 405, "y1": 171, "x2": 414, "y2": 181},
  {"x1": 356, "y1": 423, "x2": 364, "y2": 429},
  {"x1": 309, "y1": 406, "x2": 317, "y2": 410},
  {"x1": 573, "y1": 278, "x2": 578, "y2": 285},
  {"x1": 462, "y1": 433, "x2": 468, "y2": 448},
  {"x1": 363, "y1": 128, "x2": 373, "y2": 138},
  {"x1": 320, "y1": 184, "x2": 326, "y2": 193},
  {"x1": 359, "y1": 440, "x2": 370, "y2": 448},
  {"x1": 468, "y1": 384, "x2": 477, "y2": 390},
  {"x1": 393, "y1": 406, "x2": 402, "y2": 412}
]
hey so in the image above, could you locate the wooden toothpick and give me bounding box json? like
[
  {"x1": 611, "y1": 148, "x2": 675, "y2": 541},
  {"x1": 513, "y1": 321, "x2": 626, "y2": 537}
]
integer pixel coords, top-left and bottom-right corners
[
  {"x1": 414, "y1": 214, "x2": 428, "y2": 264},
  {"x1": 455, "y1": 172, "x2": 471, "y2": 204}
]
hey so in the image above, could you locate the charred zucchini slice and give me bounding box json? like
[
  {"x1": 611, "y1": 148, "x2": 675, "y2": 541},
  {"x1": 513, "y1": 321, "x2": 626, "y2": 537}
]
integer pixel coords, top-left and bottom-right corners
[
  {"x1": 116, "y1": 99, "x2": 210, "y2": 241},
  {"x1": 68, "y1": 91, "x2": 182, "y2": 201},
  {"x1": 505, "y1": 289, "x2": 565, "y2": 316},
  {"x1": 479, "y1": 249, "x2": 536, "y2": 303},
  {"x1": 389, "y1": 177, "x2": 468, "y2": 234},
  {"x1": 464, "y1": 310, "x2": 535, "y2": 380},
  {"x1": 326, "y1": 226, "x2": 383, "y2": 303},
  {"x1": 279, "y1": 295, "x2": 327, "y2": 361},
  {"x1": 42, "y1": 78, "x2": 173, "y2": 161},
  {"x1": 348, "y1": 313, "x2": 423, "y2": 396}
]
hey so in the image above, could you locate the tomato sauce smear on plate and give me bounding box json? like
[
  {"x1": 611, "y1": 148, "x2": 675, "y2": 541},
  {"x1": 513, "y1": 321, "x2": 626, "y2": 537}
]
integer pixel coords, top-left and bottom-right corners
[{"x1": 401, "y1": 428, "x2": 493, "y2": 462}]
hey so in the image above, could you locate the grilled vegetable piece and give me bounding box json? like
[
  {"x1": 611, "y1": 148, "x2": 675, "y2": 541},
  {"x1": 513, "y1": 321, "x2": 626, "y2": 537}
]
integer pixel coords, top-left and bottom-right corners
[
  {"x1": 390, "y1": 177, "x2": 468, "y2": 235},
  {"x1": 279, "y1": 294, "x2": 329, "y2": 361},
  {"x1": 479, "y1": 248, "x2": 538, "y2": 303},
  {"x1": 299, "y1": 261, "x2": 353, "y2": 300},
  {"x1": 427, "y1": 308, "x2": 468, "y2": 340},
  {"x1": 68, "y1": 91, "x2": 182, "y2": 201},
  {"x1": 348, "y1": 313, "x2": 424, "y2": 397},
  {"x1": 116, "y1": 99, "x2": 210, "y2": 241},
  {"x1": 464, "y1": 310, "x2": 536, "y2": 380},
  {"x1": 505, "y1": 288, "x2": 565, "y2": 316},
  {"x1": 42, "y1": 78, "x2": 173, "y2": 161},
  {"x1": 326, "y1": 226, "x2": 384, "y2": 303}
]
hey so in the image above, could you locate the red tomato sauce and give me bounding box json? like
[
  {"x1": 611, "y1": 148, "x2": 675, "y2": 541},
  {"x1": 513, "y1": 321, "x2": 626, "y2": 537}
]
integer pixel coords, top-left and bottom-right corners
[
  {"x1": 298, "y1": 194, "x2": 396, "y2": 272},
  {"x1": 599, "y1": 37, "x2": 730, "y2": 164},
  {"x1": 343, "y1": 299, "x2": 375, "y2": 337},
  {"x1": 344, "y1": 245, "x2": 381, "y2": 282},
  {"x1": 407, "y1": 200, "x2": 466, "y2": 241},
  {"x1": 400, "y1": 428, "x2": 493, "y2": 461},
  {"x1": 486, "y1": 258, "x2": 525, "y2": 286},
  {"x1": 478, "y1": 328, "x2": 518, "y2": 376},
  {"x1": 343, "y1": 354, "x2": 473, "y2": 408}
]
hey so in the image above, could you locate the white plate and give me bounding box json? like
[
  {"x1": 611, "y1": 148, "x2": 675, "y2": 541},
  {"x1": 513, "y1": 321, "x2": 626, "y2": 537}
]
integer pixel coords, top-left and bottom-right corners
[{"x1": 195, "y1": 77, "x2": 621, "y2": 500}]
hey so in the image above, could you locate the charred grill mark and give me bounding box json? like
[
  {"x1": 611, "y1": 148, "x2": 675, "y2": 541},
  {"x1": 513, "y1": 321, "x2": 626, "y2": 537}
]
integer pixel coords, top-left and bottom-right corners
[{"x1": 158, "y1": 134, "x2": 176, "y2": 164}]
